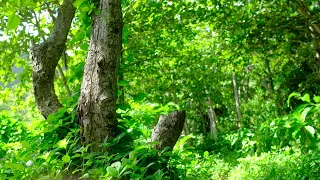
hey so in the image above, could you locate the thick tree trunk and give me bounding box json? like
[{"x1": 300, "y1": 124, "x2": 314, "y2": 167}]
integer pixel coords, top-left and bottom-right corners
[
  {"x1": 77, "y1": 0, "x2": 123, "y2": 151},
  {"x1": 30, "y1": 0, "x2": 75, "y2": 118},
  {"x1": 144, "y1": 110, "x2": 185, "y2": 176},
  {"x1": 151, "y1": 110, "x2": 186, "y2": 151}
]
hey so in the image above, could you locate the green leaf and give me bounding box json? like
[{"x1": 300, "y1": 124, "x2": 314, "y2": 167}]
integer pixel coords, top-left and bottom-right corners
[
  {"x1": 127, "y1": 54, "x2": 134, "y2": 63},
  {"x1": 73, "y1": 0, "x2": 85, "y2": 8},
  {"x1": 287, "y1": 92, "x2": 301, "y2": 107},
  {"x1": 176, "y1": 134, "x2": 194, "y2": 149},
  {"x1": 122, "y1": 24, "x2": 129, "y2": 44},
  {"x1": 247, "y1": 4, "x2": 253, "y2": 14},
  {"x1": 26, "y1": 160, "x2": 34, "y2": 167},
  {"x1": 11, "y1": 163, "x2": 24, "y2": 170},
  {"x1": 305, "y1": 126, "x2": 315, "y2": 135},
  {"x1": 75, "y1": 31, "x2": 86, "y2": 41},
  {"x1": 79, "y1": 1, "x2": 91, "y2": 13},
  {"x1": 118, "y1": 80, "x2": 129, "y2": 86},
  {"x1": 80, "y1": 43, "x2": 89, "y2": 51},
  {"x1": 117, "y1": 90, "x2": 122, "y2": 97},
  {"x1": 133, "y1": 93, "x2": 145, "y2": 102},
  {"x1": 116, "y1": 104, "x2": 131, "y2": 111},
  {"x1": 56, "y1": 139, "x2": 68, "y2": 149},
  {"x1": 203, "y1": 151, "x2": 209, "y2": 157},
  {"x1": 301, "y1": 107, "x2": 311, "y2": 121},
  {"x1": 313, "y1": 95, "x2": 320, "y2": 103},
  {"x1": 106, "y1": 166, "x2": 118, "y2": 177},
  {"x1": 122, "y1": 24, "x2": 129, "y2": 38},
  {"x1": 301, "y1": 94, "x2": 311, "y2": 103},
  {"x1": 7, "y1": 13, "x2": 21, "y2": 30},
  {"x1": 111, "y1": 161, "x2": 121, "y2": 171},
  {"x1": 39, "y1": 152, "x2": 51, "y2": 161},
  {"x1": 62, "y1": 155, "x2": 71, "y2": 163}
]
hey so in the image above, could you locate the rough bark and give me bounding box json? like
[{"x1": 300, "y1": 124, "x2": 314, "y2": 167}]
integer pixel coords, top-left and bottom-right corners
[
  {"x1": 30, "y1": 0, "x2": 75, "y2": 118},
  {"x1": 77, "y1": 0, "x2": 123, "y2": 151},
  {"x1": 151, "y1": 110, "x2": 186, "y2": 151}
]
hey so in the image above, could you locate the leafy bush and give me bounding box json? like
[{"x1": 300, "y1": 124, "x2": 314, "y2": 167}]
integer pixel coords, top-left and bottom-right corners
[
  {"x1": 0, "y1": 104, "x2": 178, "y2": 180},
  {"x1": 229, "y1": 149, "x2": 320, "y2": 180},
  {"x1": 252, "y1": 93, "x2": 320, "y2": 153}
]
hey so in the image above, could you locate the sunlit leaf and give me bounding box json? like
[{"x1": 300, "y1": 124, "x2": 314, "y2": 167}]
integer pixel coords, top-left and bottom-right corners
[
  {"x1": 56, "y1": 139, "x2": 68, "y2": 149},
  {"x1": 111, "y1": 161, "x2": 121, "y2": 171},
  {"x1": 7, "y1": 13, "x2": 21, "y2": 30},
  {"x1": 305, "y1": 126, "x2": 315, "y2": 135},
  {"x1": 26, "y1": 160, "x2": 34, "y2": 167},
  {"x1": 301, "y1": 94, "x2": 311, "y2": 103},
  {"x1": 301, "y1": 107, "x2": 311, "y2": 121},
  {"x1": 73, "y1": 0, "x2": 85, "y2": 8},
  {"x1": 11, "y1": 163, "x2": 24, "y2": 170},
  {"x1": 313, "y1": 96, "x2": 320, "y2": 103},
  {"x1": 62, "y1": 155, "x2": 71, "y2": 163},
  {"x1": 106, "y1": 166, "x2": 118, "y2": 176}
]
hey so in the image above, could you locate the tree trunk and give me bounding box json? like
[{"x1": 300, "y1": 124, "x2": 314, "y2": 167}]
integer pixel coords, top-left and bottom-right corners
[
  {"x1": 151, "y1": 110, "x2": 186, "y2": 151},
  {"x1": 77, "y1": 0, "x2": 123, "y2": 151},
  {"x1": 207, "y1": 96, "x2": 218, "y2": 138},
  {"x1": 291, "y1": 1, "x2": 320, "y2": 65},
  {"x1": 30, "y1": 0, "x2": 75, "y2": 118},
  {"x1": 143, "y1": 110, "x2": 185, "y2": 176},
  {"x1": 232, "y1": 72, "x2": 241, "y2": 129}
]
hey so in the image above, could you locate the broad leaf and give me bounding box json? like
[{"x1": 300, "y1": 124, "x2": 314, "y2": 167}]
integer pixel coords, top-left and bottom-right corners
[{"x1": 7, "y1": 13, "x2": 21, "y2": 30}]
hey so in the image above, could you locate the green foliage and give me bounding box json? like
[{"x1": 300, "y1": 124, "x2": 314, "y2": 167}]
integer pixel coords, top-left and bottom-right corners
[
  {"x1": 2, "y1": 0, "x2": 320, "y2": 179},
  {"x1": 253, "y1": 93, "x2": 320, "y2": 153},
  {"x1": 2, "y1": 95, "x2": 320, "y2": 179},
  {"x1": 229, "y1": 150, "x2": 320, "y2": 180},
  {"x1": 0, "y1": 102, "x2": 181, "y2": 179},
  {"x1": 0, "y1": 112, "x2": 29, "y2": 158}
]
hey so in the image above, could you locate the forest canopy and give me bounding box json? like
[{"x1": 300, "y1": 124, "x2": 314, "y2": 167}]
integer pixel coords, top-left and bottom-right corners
[{"x1": 1, "y1": 0, "x2": 320, "y2": 179}]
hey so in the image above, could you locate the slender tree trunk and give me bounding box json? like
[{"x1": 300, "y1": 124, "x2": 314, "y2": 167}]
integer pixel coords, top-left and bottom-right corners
[
  {"x1": 232, "y1": 73, "x2": 241, "y2": 129},
  {"x1": 183, "y1": 120, "x2": 190, "y2": 135},
  {"x1": 34, "y1": 8, "x2": 72, "y2": 99},
  {"x1": 243, "y1": 66, "x2": 250, "y2": 102},
  {"x1": 200, "y1": 110, "x2": 207, "y2": 134},
  {"x1": 207, "y1": 95, "x2": 217, "y2": 138},
  {"x1": 30, "y1": 0, "x2": 75, "y2": 118},
  {"x1": 77, "y1": 0, "x2": 123, "y2": 151}
]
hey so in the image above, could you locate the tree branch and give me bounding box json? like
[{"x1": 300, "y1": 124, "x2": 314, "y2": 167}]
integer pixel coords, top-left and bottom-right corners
[{"x1": 30, "y1": 0, "x2": 76, "y2": 117}]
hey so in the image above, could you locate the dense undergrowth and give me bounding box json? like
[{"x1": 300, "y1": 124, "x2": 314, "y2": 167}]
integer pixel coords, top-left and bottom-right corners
[{"x1": 1, "y1": 93, "x2": 320, "y2": 179}]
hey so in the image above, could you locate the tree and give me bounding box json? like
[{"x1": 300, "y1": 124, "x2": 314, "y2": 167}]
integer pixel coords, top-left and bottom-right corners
[
  {"x1": 29, "y1": 0, "x2": 122, "y2": 151},
  {"x1": 77, "y1": 0, "x2": 123, "y2": 151},
  {"x1": 30, "y1": 0, "x2": 75, "y2": 118}
]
